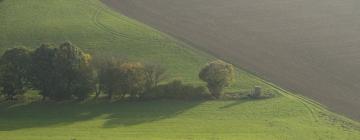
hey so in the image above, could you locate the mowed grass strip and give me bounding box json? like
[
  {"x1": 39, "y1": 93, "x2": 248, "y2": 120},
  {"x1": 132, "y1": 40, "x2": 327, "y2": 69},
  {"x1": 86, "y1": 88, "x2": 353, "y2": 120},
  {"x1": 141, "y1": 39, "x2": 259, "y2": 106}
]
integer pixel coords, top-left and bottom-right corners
[{"x1": 0, "y1": 0, "x2": 359, "y2": 139}]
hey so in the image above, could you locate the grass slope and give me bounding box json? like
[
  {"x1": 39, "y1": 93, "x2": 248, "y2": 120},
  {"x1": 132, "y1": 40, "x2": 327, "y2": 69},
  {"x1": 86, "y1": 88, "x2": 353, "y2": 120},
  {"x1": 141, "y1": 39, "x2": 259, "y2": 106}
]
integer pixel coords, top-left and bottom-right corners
[{"x1": 0, "y1": 0, "x2": 359, "y2": 139}]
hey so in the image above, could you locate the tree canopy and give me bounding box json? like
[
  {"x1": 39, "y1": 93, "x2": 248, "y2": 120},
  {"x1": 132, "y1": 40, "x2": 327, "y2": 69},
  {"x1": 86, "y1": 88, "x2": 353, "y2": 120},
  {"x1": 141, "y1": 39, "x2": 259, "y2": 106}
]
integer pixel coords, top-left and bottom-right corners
[
  {"x1": 199, "y1": 60, "x2": 235, "y2": 98},
  {"x1": 0, "y1": 47, "x2": 31, "y2": 100},
  {"x1": 29, "y1": 42, "x2": 95, "y2": 100}
]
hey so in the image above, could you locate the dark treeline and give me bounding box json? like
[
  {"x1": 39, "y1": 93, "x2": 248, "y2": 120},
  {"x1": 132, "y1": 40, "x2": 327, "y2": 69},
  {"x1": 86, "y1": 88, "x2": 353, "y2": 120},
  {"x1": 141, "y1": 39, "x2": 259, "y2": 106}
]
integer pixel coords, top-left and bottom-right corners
[{"x1": 0, "y1": 42, "x2": 237, "y2": 101}]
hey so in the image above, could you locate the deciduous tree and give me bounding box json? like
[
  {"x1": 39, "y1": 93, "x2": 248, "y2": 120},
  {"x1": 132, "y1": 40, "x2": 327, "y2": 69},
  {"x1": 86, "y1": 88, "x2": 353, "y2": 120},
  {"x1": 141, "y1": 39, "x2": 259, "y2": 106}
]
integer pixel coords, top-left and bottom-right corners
[
  {"x1": 0, "y1": 47, "x2": 31, "y2": 100},
  {"x1": 120, "y1": 62, "x2": 146, "y2": 99},
  {"x1": 30, "y1": 44, "x2": 56, "y2": 100},
  {"x1": 51, "y1": 42, "x2": 95, "y2": 100},
  {"x1": 97, "y1": 58, "x2": 124, "y2": 99},
  {"x1": 144, "y1": 63, "x2": 166, "y2": 90},
  {"x1": 199, "y1": 60, "x2": 235, "y2": 98}
]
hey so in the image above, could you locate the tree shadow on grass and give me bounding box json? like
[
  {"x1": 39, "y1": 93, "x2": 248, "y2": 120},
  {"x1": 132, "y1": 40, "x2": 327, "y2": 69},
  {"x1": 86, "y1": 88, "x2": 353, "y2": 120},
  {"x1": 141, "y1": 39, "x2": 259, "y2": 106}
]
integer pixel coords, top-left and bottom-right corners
[
  {"x1": 0, "y1": 100, "x2": 204, "y2": 131},
  {"x1": 102, "y1": 100, "x2": 203, "y2": 128},
  {"x1": 218, "y1": 98, "x2": 252, "y2": 109},
  {"x1": 219, "y1": 96, "x2": 274, "y2": 109}
]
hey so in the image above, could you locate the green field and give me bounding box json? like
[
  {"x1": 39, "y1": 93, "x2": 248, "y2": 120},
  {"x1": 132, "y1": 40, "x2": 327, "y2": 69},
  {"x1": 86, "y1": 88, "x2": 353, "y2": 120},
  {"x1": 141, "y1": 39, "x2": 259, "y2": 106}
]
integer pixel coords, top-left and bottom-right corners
[{"x1": 0, "y1": 0, "x2": 359, "y2": 139}]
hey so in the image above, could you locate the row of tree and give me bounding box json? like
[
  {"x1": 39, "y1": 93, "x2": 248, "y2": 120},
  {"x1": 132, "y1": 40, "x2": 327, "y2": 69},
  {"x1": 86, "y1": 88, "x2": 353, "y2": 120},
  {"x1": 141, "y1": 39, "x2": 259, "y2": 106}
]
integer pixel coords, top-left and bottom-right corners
[
  {"x1": 95, "y1": 59, "x2": 166, "y2": 99},
  {"x1": 0, "y1": 42, "x2": 235, "y2": 101},
  {"x1": 0, "y1": 42, "x2": 94, "y2": 100}
]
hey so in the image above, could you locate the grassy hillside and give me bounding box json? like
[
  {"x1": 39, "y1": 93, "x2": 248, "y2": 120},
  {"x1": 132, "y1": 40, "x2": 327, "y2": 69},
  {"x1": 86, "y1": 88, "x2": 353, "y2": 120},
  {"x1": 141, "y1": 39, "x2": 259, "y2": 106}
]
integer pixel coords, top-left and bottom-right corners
[
  {"x1": 0, "y1": 99, "x2": 359, "y2": 140},
  {"x1": 0, "y1": 0, "x2": 359, "y2": 139}
]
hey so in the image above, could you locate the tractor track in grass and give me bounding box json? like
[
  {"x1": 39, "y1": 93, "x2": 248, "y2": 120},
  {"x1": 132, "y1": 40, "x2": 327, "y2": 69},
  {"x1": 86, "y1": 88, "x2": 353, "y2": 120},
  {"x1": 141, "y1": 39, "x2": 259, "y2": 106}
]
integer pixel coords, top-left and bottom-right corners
[
  {"x1": 94, "y1": 0, "x2": 320, "y2": 126},
  {"x1": 87, "y1": 1, "x2": 207, "y2": 64},
  {"x1": 92, "y1": 8, "x2": 131, "y2": 40},
  {"x1": 102, "y1": 0, "x2": 360, "y2": 121},
  {"x1": 91, "y1": 0, "x2": 359, "y2": 128},
  {"x1": 87, "y1": 1, "x2": 173, "y2": 45}
]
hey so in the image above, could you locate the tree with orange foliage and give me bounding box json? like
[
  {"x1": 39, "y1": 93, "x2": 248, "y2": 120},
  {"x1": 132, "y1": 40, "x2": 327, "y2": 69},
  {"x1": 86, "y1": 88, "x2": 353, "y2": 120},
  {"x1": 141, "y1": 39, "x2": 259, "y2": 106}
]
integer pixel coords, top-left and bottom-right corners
[{"x1": 119, "y1": 62, "x2": 146, "y2": 99}]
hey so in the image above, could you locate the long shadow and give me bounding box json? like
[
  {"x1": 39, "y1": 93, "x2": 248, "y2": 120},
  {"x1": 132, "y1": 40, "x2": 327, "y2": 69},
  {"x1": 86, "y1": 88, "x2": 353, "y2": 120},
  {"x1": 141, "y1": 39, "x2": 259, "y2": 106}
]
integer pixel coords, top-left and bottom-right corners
[
  {"x1": 0, "y1": 100, "x2": 203, "y2": 131},
  {"x1": 219, "y1": 96, "x2": 274, "y2": 109},
  {"x1": 219, "y1": 98, "x2": 252, "y2": 109},
  {"x1": 102, "y1": 100, "x2": 203, "y2": 128}
]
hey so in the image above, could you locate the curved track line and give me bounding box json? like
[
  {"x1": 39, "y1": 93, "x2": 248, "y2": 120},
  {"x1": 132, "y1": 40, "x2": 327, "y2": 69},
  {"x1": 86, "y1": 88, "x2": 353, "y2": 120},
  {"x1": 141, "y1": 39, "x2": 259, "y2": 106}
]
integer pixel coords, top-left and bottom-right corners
[
  {"x1": 92, "y1": 8, "x2": 131, "y2": 40},
  {"x1": 92, "y1": 0, "x2": 360, "y2": 130}
]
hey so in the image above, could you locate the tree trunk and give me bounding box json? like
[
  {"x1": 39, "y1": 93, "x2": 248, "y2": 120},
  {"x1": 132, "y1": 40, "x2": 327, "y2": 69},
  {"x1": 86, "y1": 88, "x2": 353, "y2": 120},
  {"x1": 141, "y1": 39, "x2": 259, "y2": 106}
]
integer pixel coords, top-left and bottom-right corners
[
  {"x1": 42, "y1": 96, "x2": 46, "y2": 101},
  {"x1": 209, "y1": 86, "x2": 222, "y2": 99},
  {"x1": 94, "y1": 86, "x2": 101, "y2": 99},
  {"x1": 108, "y1": 91, "x2": 113, "y2": 100}
]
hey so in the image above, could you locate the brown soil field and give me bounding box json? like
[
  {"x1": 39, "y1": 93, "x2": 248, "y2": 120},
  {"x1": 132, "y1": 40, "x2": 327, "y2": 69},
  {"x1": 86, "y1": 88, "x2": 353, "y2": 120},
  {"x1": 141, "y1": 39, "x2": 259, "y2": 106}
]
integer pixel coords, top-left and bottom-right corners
[{"x1": 102, "y1": 0, "x2": 360, "y2": 121}]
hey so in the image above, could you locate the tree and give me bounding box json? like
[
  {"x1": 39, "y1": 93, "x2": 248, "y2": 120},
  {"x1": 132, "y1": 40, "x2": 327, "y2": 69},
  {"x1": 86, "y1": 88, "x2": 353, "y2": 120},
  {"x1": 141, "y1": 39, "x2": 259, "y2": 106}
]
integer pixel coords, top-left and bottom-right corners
[
  {"x1": 144, "y1": 63, "x2": 166, "y2": 91},
  {"x1": 199, "y1": 60, "x2": 235, "y2": 98},
  {"x1": 50, "y1": 42, "x2": 95, "y2": 100},
  {"x1": 0, "y1": 47, "x2": 31, "y2": 100},
  {"x1": 30, "y1": 44, "x2": 56, "y2": 100},
  {"x1": 119, "y1": 62, "x2": 146, "y2": 99},
  {"x1": 97, "y1": 61, "x2": 147, "y2": 100},
  {"x1": 97, "y1": 58, "x2": 124, "y2": 99}
]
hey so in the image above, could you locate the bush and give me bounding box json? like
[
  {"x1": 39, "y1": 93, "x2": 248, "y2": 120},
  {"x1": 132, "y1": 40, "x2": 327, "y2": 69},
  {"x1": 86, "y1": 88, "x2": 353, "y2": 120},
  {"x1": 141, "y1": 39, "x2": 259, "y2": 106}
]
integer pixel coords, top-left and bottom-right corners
[
  {"x1": 248, "y1": 87, "x2": 277, "y2": 99},
  {"x1": 145, "y1": 80, "x2": 209, "y2": 100}
]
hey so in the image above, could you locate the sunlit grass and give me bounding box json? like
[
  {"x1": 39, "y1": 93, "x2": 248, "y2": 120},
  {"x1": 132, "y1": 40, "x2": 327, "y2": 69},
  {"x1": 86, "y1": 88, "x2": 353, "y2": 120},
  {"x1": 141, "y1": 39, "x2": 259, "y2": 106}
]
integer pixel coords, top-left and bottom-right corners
[{"x1": 0, "y1": 0, "x2": 359, "y2": 139}]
